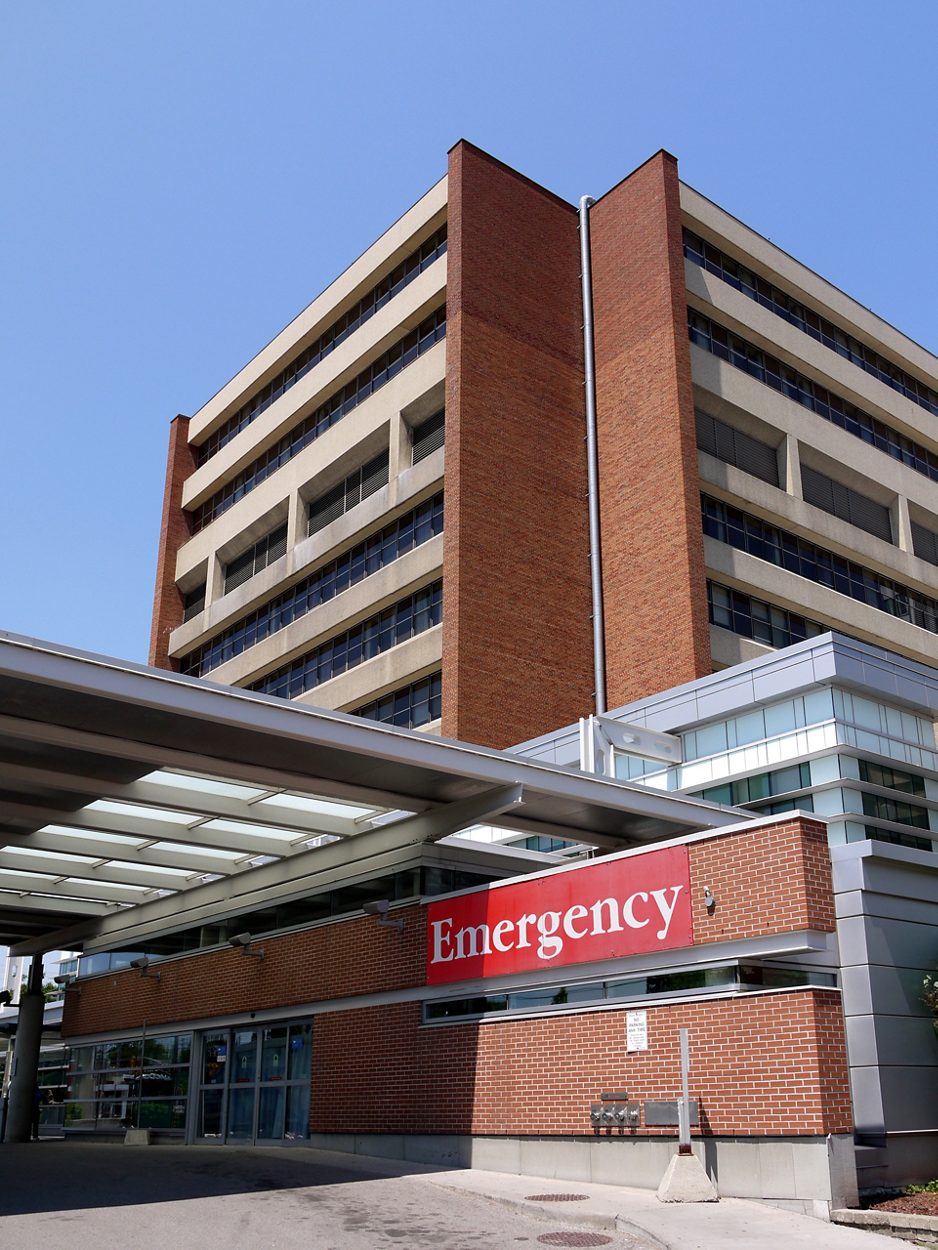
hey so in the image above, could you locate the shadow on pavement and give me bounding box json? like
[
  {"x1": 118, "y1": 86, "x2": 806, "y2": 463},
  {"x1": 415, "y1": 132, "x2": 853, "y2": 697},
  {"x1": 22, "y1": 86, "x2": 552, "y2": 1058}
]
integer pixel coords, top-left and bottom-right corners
[{"x1": 0, "y1": 1141, "x2": 404, "y2": 1216}]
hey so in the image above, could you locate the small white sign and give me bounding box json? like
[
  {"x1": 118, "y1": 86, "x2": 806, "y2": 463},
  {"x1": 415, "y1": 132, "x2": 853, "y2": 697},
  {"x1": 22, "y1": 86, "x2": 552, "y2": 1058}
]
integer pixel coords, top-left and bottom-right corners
[{"x1": 626, "y1": 1010, "x2": 648, "y2": 1052}]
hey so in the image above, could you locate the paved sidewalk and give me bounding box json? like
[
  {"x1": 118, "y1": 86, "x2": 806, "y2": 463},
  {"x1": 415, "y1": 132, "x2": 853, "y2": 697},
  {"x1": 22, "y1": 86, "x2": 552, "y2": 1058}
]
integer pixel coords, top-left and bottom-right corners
[
  {"x1": 422, "y1": 1165, "x2": 902, "y2": 1250},
  {"x1": 0, "y1": 1141, "x2": 904, "y2": 1250}
]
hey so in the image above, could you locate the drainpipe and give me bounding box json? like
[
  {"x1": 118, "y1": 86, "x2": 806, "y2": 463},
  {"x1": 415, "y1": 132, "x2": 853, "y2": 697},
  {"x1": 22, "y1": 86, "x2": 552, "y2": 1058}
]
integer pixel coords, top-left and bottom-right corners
[{"x1": 578, "y1": 194, "x2": 606, "y2": 716}]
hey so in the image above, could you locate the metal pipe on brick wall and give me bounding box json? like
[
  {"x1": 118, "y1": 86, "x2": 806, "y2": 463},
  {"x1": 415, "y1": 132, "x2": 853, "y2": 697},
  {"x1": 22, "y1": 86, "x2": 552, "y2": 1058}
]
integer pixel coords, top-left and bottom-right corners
[{"x1": 578, "y1": 194, "x2": 607, "y2": 717}]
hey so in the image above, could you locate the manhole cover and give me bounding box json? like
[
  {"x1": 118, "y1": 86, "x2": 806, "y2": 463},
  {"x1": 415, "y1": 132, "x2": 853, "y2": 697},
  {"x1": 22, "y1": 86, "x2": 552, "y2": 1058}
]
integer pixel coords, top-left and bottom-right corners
[
  {"x1": 536, "y1": 1235, "x2": 613, "y2": 1247},
  {"x1": 525, "y1": 1193, "x2": 589, "y2": 1202}
]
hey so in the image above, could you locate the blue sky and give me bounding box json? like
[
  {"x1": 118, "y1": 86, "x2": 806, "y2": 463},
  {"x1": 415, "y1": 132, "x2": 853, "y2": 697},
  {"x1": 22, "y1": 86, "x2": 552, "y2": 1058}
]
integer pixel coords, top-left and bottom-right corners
[{"x1": 2, "y1": 0, "x2": 936, "y2": 663}]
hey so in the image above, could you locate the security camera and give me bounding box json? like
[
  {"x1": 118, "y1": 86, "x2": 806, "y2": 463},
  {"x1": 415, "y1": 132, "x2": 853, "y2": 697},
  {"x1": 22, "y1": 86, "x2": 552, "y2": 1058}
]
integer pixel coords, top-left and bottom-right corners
[
  {"x1": 361, "y1": 900, "x2": 390, "y2": 918},
  {"x1": 53, "y1": 975, "x2": 73, "y2": 985},
  {"x1": 362, "y1": 899, "x2": 404, "y2": 932},
  {"x1": 129, "y1": 957, "x2": 149, "y2": 970},
  {"x1": 228, "y1": 933, "x2": 264, "y2": 958}
]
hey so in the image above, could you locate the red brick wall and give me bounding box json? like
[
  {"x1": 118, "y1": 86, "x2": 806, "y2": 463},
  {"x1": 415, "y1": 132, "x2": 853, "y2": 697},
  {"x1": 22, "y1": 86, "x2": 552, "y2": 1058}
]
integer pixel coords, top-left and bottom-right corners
[
  {"x1": 61, "y1": 908, "x2": 426, "y2": 1038},
  {"x1": 688, "y1": 817, "x2": 836, "y2": 943},
  {"x1": 589, "y1": 151, "x2": 711, "y2": 706},
  {"x1": 312, "y1": 989, "x2": 852, "y2": 1138},
  {"x1": 148, "y1": 415, "x2": 197, "y2": 668},
  {"x1": 442, "y1": 141, "x2": 594, "y2": 748},
  {"x1": 62, "y1": 816, "x2": 850, "y2": 1140}
]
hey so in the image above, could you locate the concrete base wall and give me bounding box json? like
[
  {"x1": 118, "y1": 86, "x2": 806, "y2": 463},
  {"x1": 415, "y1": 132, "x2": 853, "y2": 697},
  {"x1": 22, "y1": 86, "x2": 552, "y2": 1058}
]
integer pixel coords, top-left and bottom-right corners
[{"x1": 305, "y1": 1132, "x2": 858, "y2": 1219}]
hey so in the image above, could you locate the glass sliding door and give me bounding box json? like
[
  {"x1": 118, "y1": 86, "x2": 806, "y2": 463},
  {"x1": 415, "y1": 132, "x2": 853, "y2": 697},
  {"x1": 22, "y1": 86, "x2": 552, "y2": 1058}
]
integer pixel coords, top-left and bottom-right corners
[{"x1": 194, "y1": 1021, "x2": 311, "y2": 1144}]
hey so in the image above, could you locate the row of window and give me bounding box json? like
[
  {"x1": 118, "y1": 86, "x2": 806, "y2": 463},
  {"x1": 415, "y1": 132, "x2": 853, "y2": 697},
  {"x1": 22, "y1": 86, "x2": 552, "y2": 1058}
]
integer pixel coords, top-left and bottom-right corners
[
  {"x1": 864, "y1": 825, "x2": 933, "y2": 853},
  {"x1": 78, "y1": 864, "x2": 494, "y2": 972},
  {"x1": 197, "y1": 225, "x2": 447, "y2": 465},
  {"x1": 683, "y1": 229, "x2": 938, "y2": 421},
  {"x1": 224, "y1": 523, "x2": 288, "y2": 595},
  {"x1": 180, "y1": 493, "x2": 443, "y2": 677},
  {"x1": 192, "y1": 308, "x2": 446, "y2": 533},
  {"x1": 702, "y1": 495, "x2": 938, "y2": 635},
  {"x1": 707, "y1": 580, "x2": 826, "y2": 650},
  {"x1": 352, "y1": 670, "x2": 442, "y2": 728},
  {"x1": 688, "y1": 310, "x2": 938, "y2": 485},
  {"x1": 857, "y1": 758, "x2": 926, "y2": 797},
  {"x1": 861, "y1": 790, "x2": 931, "y2": 831},
  {"x1": 695, "y1": 762, "x2": 812, "y2": 809},
  {"x1": 425, "y1": 962, "x2": 834, "y2": 1023},
  {"x1": 251, "y1": 581, "x2": 442, "y2": 700}
]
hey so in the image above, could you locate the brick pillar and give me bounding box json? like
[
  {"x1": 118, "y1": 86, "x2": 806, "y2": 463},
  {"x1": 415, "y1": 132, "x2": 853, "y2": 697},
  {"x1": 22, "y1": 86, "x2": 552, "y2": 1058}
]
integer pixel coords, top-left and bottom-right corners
[
  {"x1": 589, "y1": 151, "x2": 710, "y2": 707},
  {"x1": 148, "y1": 415, "x2": 196, "y2": 669},
  {"x1": 442, "y1": 141, "x2": 593, "y2": 748}
]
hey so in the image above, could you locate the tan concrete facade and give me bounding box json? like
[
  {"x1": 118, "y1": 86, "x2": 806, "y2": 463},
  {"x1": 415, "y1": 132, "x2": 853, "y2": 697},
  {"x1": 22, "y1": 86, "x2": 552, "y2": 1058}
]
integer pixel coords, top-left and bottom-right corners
[{"x1": 150, "y1": 142, "x2": 938, "y2": 744}]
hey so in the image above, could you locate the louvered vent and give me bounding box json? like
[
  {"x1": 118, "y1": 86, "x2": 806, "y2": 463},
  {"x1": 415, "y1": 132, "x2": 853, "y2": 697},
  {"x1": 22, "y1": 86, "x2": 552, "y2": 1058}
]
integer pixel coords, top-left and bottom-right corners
[
  {"x1": 912, "y1": 521, "x2": 938, "y2": 567},
  {"x1": 801, "y1": 465, "x2": 892, "y2": 543},
  {"x1": 223, "y1": 523, "x2": 288, "y2": 594},
  {"x1": 308, "y1": 451, "x2": 390, "y2": 537},
  {"x1": 696, "y1": 410, "x2": 779, "y2": 486},
  {"x1": 412, "y1": 410, "x2": 445, "y2": 465}
]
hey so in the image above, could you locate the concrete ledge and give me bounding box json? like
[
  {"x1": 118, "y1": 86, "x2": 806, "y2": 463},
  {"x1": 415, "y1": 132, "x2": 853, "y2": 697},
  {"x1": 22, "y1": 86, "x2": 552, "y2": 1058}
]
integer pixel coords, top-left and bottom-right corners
[
  {"x1": 833, "y1": 1207, "x2": 938, "y2": 1234},
  {"x1": 123, "y1": 1128, "x2": 151, "y2": 1146}
]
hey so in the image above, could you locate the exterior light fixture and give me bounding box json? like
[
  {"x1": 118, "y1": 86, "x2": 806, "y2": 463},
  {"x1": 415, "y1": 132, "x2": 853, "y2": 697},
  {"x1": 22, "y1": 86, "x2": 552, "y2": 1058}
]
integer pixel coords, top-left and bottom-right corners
[
  {"x1": 130, "y1": 956, "x2": 161, "y2": 981},
  {"x1": 228, "y1": 933, "x2": 265, "y2": 959},
  {"x1": 362, "y1": 899, "x2": 404, "y2": 932},
  {"x1": 703, "y1": 887, "x2": 716, "y2": 912}
]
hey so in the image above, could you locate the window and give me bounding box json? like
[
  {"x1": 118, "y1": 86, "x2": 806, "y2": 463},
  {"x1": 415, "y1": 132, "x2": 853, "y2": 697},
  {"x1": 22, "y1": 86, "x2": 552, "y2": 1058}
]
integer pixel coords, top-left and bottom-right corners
[
  {"x1": 196, "y1": 225, "x2": 447, "y2": 465},
  {"x1": 857, "y1": 759, "x2": 927, "y2": 796},
  {"x1": 192, "y1": 308, "x2": 447, "y2": 533},
  {"x1": 181, "y1": 493, "x2": 443, "y2": 677},
  {"x1": 307, "y1": 451, "x2": 389, "y2": 537},
  {"x1": 411, "y1": 410, "x2": 445, "y2": 465},
  {"x1": 696, "y1": 410, "x2": 779, "y2": 486},
  {"x1": 696, "y1": 763, "x2": 811, "y2": 808},
  {"x1": 684, "y1": 229, "x2": 938, "y2": 422},
  {"x1": 251, "y1": 581, "x2": 442, "y2": 700},
  {"x1": 801, "y1": 465, "x2": 892, "y2": 544},
  {"x1": 703, "y1": 496, "x2": 938, "y2": 636},
  {"x1": 64, "y1": 1034, "x2": 193, "y2": 1134},
  {"x1": 707, "y1": 581, "x2": 825, "y2": 650},
  {"x1": 352, "y1": 671, "x2": 442, "y2": 728},
  {"x1": 223, "y1": 525, "x2": 288, "y2": 594},
  {"x1": 689, "y1": 309, "x2": 938, "y2": 487},
  {"x1": 861, "y1": 791, "x2": 931, "y2": 829}
]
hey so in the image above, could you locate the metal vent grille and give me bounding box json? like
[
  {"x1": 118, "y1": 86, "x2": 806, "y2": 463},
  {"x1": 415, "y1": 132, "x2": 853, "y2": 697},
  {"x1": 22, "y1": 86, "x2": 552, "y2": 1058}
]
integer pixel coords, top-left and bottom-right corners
[
  {"x1": 912, "y1": 521, "x2": 938, "y2": 567},
  {"x1": 308, "y1": 451, "x2": 390, "y2": 537},
  {"x1": 182, "y1": 584, "x2": 206, "y2": 622},
  {"x1": 801, "y1": 464, "x2": 892, "y2": 543},
  {"x1": 696, "y1": 410, "x2": 779, "y2": 486},
  {"x1": 223, "y1": 524, "x2": 288, "y2": 594},
  {"x1": 412, "y1": 410, "x2": 445, "y2": 465}
]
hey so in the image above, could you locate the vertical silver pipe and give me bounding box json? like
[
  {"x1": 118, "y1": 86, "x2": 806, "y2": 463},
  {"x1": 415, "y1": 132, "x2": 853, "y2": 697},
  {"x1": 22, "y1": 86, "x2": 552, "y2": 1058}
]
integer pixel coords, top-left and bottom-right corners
[{"x1": 578, "y1": 194, "x2": 606, "y2": 716}]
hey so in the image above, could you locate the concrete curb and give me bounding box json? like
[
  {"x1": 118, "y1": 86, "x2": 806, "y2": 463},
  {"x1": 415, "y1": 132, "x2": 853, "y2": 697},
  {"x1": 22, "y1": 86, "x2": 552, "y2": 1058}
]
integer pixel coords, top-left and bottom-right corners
[{"x1": 833, "y1": 1207, "x2": 938, "y2": 1235}]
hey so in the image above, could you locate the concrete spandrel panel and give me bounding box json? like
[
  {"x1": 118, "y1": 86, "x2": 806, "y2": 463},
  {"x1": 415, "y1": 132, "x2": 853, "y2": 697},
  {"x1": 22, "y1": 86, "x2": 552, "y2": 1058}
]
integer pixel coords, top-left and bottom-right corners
[
  {"x1": 849, "y1": 1065, "x2": 887, "y2": 1137},
  {"x1": 879, "y1": 1062, "x2": 938, "y2": 1133}
]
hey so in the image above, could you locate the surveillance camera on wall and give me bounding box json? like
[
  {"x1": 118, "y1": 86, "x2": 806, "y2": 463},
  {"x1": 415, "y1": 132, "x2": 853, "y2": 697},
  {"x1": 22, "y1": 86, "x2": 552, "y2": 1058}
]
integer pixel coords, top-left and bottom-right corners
[
  {"x1": 129, "y1": 957, "x2": 149, "y2": 970},
  {"x1": 228, "y1": 933, "x2": 264, "y2": 958},
  {"x1": 362, "y1": 900, "x2": 390, "y2": 918}
]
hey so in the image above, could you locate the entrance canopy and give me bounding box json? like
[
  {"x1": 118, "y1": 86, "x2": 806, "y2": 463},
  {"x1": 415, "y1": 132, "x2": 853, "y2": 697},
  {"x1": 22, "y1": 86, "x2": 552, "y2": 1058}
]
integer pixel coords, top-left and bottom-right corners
[{"x1": 0, "y1": 631, "x2": 738, "y2": 957}]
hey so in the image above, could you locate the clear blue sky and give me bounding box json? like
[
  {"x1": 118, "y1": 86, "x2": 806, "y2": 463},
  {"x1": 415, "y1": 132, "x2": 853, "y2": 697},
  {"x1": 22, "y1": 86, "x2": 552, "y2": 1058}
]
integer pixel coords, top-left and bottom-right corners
[{"x1": 2, "y1": 0, "x2": 936, "y2": 664}]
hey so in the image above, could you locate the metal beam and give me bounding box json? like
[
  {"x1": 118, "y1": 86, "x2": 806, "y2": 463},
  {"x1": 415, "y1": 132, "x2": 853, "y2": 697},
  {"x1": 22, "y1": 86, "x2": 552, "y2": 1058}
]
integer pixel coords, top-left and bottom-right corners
[
  {"x1": 0, "y1": 713, "x2": 428, "y2": 814},
  {"x1": 0, "y1": 892, "x2": 113, "y2": 918},
  {"x1": 0, "y1": 851, "x2": 200, "y2": 892},
  {"x1": 12, "y1": 784, "x2": 525, "y2": 956},
  {"x1": 0, "y1": 829, "x2": 241, "y2": 876},
  {"x1": 0, "y1": 870, "x2": 147, "y2": 906}
]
